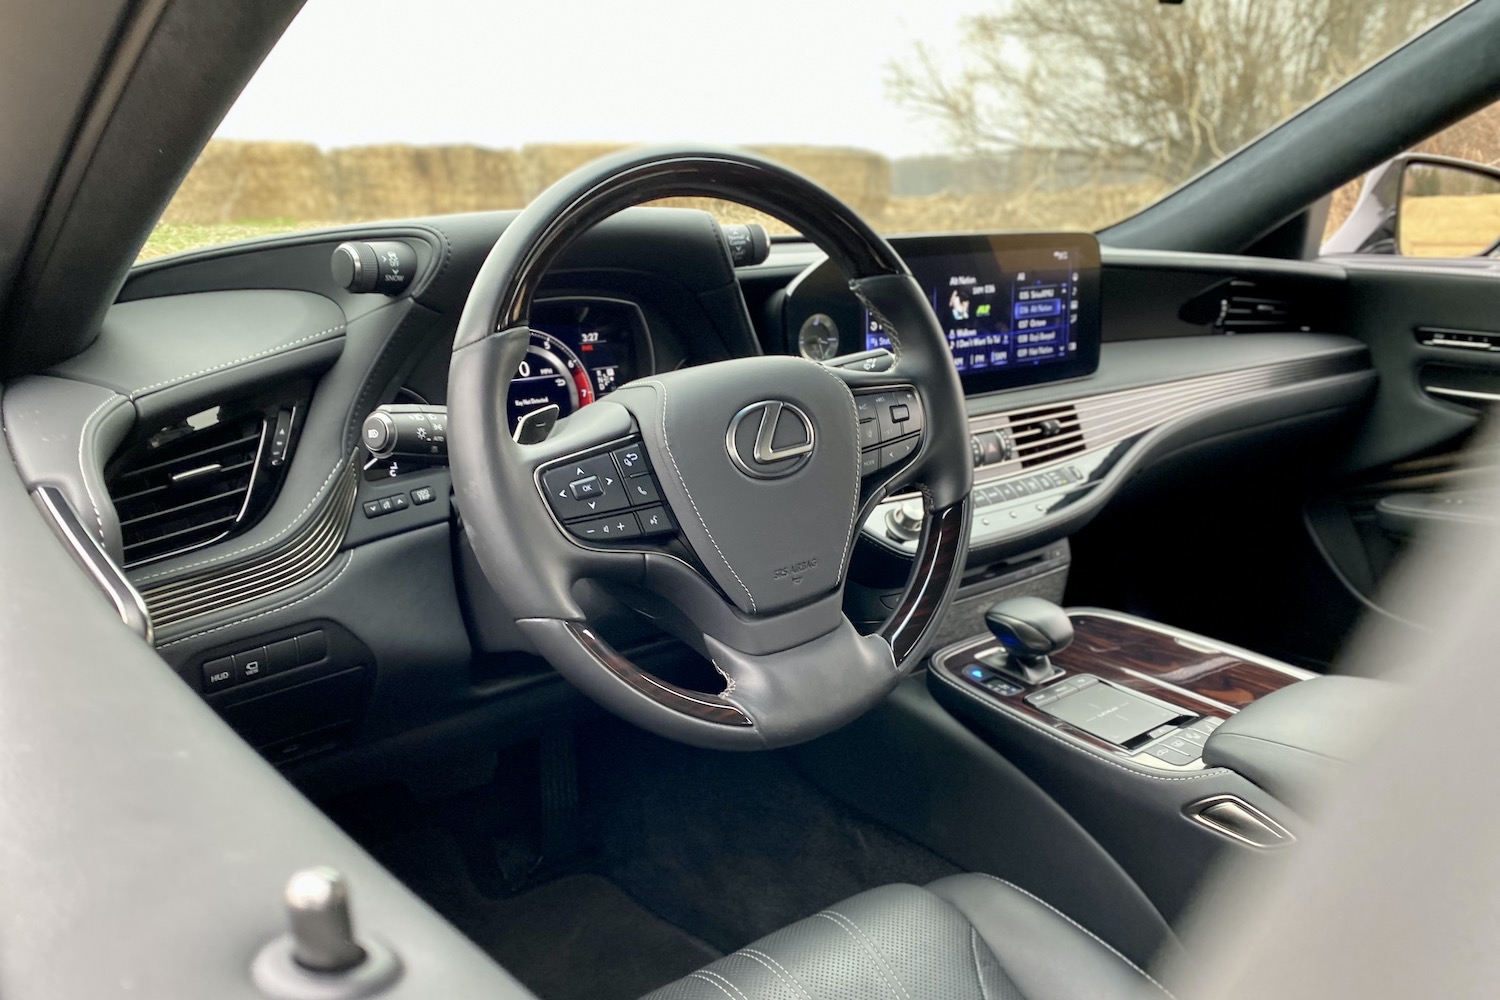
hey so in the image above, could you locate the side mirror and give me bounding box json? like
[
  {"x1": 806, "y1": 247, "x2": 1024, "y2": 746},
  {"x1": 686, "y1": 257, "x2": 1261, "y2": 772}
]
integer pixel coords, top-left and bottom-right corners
[{"x1": 1324, "y1": 153, "x2": 1500, "y2": 258}]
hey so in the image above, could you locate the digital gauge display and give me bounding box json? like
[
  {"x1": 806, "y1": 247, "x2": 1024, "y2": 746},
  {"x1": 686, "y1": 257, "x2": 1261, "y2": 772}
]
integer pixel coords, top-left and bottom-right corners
[{"x1": 505, "y1": 299, "x2": 645, "y2": 431}]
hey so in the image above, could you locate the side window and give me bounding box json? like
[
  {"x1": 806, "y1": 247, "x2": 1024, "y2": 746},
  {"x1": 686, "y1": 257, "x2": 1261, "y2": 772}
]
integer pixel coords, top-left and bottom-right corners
[{"x1": 1323, "y1": 102, "x2": 1500, "y2": 257}]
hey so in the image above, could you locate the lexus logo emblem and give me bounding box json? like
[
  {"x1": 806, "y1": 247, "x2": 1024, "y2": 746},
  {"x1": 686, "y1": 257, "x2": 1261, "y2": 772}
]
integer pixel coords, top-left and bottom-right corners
[{"x1": 726, "y1": 401, "x2": 816, "y2": 479}]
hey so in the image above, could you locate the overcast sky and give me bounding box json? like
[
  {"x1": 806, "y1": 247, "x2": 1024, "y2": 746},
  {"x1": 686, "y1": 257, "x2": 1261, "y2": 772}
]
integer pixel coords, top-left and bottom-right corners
[{"x1": 215, "y1": 0, "x2": 984, "y2": 158}]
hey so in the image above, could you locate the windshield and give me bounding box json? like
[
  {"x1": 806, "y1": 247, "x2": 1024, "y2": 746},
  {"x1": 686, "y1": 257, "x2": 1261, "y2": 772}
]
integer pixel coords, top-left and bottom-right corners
[{"x1": 142, "y1": 0, "x2": 1469, "y2": 260}]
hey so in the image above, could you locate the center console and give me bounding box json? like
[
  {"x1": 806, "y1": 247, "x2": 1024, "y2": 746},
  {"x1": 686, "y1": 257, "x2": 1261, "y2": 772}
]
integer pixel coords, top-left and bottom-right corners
[{"x1": 933, "y1": 604, "x2": 1312, "y2": 773}]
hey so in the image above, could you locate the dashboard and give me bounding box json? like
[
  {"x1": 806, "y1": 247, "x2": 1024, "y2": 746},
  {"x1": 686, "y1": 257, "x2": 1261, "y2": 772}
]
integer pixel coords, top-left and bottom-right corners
[{"x1": 1, "y1": 206, "x2": 1387, "y2": 771}]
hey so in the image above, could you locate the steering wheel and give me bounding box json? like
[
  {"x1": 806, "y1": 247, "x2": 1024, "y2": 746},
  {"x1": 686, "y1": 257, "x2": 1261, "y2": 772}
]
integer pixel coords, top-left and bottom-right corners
[{"x1": 448, "y1": 148, "x2": 971, "y2": 749}]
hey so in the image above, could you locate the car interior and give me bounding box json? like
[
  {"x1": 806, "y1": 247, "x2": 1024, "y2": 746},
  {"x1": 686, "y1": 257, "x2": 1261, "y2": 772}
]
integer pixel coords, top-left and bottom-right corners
[{"x1": 6, "y1": 2, "x2": 1500, "y2": 999}]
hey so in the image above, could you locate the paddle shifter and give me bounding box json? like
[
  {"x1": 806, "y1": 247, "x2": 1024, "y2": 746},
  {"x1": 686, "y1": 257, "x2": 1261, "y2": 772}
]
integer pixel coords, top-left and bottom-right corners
[{"x1": 981, "y1": 596, "x2": 1073, "y2": 686}]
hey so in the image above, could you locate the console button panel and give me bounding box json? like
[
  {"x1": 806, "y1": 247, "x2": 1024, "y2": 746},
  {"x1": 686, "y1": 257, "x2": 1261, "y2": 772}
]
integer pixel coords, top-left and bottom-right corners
[{"x1": 196, "y1": 628, "x2": 330, "y2": 694}]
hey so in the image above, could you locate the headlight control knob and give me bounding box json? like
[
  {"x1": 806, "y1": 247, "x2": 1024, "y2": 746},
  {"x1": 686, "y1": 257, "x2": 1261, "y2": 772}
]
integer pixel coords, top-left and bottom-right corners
[{"x1": 332, "y1": 241, "x2": 416, "y2": 295}]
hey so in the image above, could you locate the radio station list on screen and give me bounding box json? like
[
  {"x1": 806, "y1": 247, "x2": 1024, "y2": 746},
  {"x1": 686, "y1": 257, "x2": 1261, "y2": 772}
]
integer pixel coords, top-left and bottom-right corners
[{"x1": 865, "y1": 250, "x2": 1082, "y2": 374}]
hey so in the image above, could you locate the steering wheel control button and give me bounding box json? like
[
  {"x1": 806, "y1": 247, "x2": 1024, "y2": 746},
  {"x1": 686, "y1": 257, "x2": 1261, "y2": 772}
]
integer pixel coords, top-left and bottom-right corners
[
  {"x1": 636, "y1": 506, "x2": 676, "y2": 536},
  {"x1": 626, "y1": 477, "x2": 662, "y2": 505},
  {"x1": 234, "y1": 646, "x2": 269, "y2": 682},
  {"x1": 611, "y1": 444, "x2": 651, "y2": 477},
  {"x1": 544, "y1": 455, "x2": 628, "y2": 518},
  {"x1": 202, "y1": 656, "x2": 236, "y2": 691},
  {"x1": 569, "y1": 515, "x2": 642, "y2": 541},
  {"x1": 569, "y1": 476, "x2": 603, "y2": 500},
  {"x1": 879, "y1": 435, "x2": 919, "y2": 468}
]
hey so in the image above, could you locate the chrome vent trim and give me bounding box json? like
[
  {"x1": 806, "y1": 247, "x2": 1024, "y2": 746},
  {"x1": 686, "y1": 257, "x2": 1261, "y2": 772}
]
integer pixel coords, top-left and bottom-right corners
[
  {"x1": 974, "y1": 352, "x2": 1368, "y2": 477},
  {"x1": 140, "y1": 458, "x2": 359, "y2": 630},
  {"x1": 1010, "y1": 404, "x2": 1084, "y2": 467}
]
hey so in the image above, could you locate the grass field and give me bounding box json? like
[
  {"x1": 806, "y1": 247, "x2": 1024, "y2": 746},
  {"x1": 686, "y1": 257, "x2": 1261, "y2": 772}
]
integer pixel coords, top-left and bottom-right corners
[
  {"x1": 139, "y1": 220, "x2": 336, "y2": 260},
  {"x1": 137, "y1": 185, "x2": 1168, "y2": 261}
]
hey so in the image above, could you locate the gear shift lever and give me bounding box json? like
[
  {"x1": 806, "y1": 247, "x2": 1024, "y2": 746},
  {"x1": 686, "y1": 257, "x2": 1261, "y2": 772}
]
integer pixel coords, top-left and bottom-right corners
[{"x1": 981, "y1": 597, "x2": 1073, "y2": 686}]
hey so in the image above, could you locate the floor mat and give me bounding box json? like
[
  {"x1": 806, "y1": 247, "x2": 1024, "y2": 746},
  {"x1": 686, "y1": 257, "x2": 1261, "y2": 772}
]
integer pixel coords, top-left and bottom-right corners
[
  {"x1": 336, "y1": 811, "x2": 719, "y2": 1000},
  {"x1": 580, "y1": 721, "x2": 961, "y2": 952},
  {"x1": 455, "y1": 873, "x2": 720, "y2": 1000}
]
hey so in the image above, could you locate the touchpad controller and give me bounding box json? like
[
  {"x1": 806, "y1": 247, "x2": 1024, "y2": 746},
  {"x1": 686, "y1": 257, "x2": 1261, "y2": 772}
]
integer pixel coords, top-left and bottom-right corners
[{"x1": 1027, "y1": 675, "x2": 1182, "y2": 746}]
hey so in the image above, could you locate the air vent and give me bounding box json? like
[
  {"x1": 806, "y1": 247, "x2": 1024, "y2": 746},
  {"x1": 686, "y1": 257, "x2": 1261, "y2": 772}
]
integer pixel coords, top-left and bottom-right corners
[
  {"x1": 1179, "y1": 278, "x2": 1319, "y2": 336},
  {"x1": 108, "y1": 416, "x2": 267, "y2": 567},
  {"x1": 1009, "y1": 404, "x2": 1084, "y2": 467}
]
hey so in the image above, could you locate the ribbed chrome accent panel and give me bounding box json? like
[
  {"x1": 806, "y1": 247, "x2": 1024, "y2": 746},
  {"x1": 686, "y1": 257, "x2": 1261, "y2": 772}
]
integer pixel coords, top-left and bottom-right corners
[
  {"x1": 140, "y1": 459, "x2": 359, "y2": 630},
  {"x1": 973, "y1": 352, "x2": 1368, "y2": 473}
]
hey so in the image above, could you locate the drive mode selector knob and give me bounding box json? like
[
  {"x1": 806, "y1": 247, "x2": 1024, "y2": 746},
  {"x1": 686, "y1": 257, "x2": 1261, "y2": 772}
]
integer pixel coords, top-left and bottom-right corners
[{"x1": 332, "y1": 241, "x2": 417, "y2": 295}]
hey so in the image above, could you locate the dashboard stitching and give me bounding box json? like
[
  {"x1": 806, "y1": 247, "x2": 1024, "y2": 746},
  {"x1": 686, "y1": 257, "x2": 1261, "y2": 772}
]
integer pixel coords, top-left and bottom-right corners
[
  {"x1": 78, "y1": 394, "x2": 125, "y2": 542},
  {"x1": 808, "y1": 360, "x2": 861, "y2": 573},
  {"x1": 965, "y1": 875, "x2": 1178, "y2": 999},
  {"x1": 128, "y1": 324, "x2": 346, "y2": 397},
  {"x1": 132, "y1": 457, "x2": 350, "y2": 583},
  {"x1": 155, "y1": 551, "x2": 352, "y2": 648},
  {"x1": 643, "y1": 378, "x2": 757, "y2": 613},
  {"x1": 931, "y1": 666, "x2": 1230, "y2": 782}
]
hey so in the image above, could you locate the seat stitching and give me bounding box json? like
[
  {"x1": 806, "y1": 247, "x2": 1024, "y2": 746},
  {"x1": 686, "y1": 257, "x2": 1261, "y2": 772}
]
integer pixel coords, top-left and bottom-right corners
[
  {"x1": 816, "y1": 910, "x2": 912, "y2": 1000},
  {"x1": 738, "y1": 949, "x2": 812, "y2": 1000},
  {"x1": 643, "y1": 379, "x2": 756, "y2": 612},
  {"x1": 740, "y1": 948, "x2": 814, "y2": 1000},
  {"x1": 969, "y1": 874, "x2": 1178, "y2": 1000},
  {"x1": 969, "y1": 927, "x2": 992, "y2": 1000},
  {"x1": 689, "y1": 972, "x2": 737, "y2": 1000},
  {"x1": 697, "y1": 969, "x2": 751, "y2": 1000}
]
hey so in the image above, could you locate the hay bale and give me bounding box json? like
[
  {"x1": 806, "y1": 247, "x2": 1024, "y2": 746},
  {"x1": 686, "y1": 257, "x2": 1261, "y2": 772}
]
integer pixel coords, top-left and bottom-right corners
[
  {"x1": 750, "y1": 145, "x2": 892, "y2": 220},
  {"x1": 330, "y1": 144, "x2": 527, "y2": 220},
  {"x1": 159, "y1": 140, "x2": 336, "y2": 224},
  {"x1": 517, "y1": 144, "x2": 634, "y2": 199}
]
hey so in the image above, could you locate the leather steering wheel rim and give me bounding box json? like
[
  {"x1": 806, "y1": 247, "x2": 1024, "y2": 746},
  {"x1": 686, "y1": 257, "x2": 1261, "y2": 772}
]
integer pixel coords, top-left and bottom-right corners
[{"x1": 448, "y1": 147, "x2": 971, "y2": 750}]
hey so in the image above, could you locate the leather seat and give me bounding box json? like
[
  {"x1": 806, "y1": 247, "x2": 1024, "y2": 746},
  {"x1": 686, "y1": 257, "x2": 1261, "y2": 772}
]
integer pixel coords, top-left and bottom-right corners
[{"x1": 642, "y1": 874, "x2": 1172, "y2": 1000}]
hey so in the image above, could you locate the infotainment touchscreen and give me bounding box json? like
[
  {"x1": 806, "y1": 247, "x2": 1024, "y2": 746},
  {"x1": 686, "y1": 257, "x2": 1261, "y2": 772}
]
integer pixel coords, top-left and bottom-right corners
[{"x1": 868, "y1": 233, "x2": 1102, "y2": 394}]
